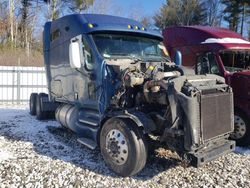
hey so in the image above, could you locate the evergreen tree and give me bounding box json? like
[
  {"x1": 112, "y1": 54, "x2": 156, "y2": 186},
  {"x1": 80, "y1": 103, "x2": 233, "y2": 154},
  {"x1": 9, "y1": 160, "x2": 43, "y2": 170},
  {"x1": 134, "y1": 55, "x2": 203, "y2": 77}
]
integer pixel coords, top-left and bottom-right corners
[
  {"x1": 221, "y1": 0, "x2": 242, "y2": 32},
  {"x1": 222, "y1": 0, "x2": 250, "y2": 34},
  {"x1": 241, "y1": 0, "x2": 250, "y2": 35},
  {"x1": 154, "y1": 0, "x2": 206, "y2": 29},
  {"x1": 19, "y1": 0, "x2": 32, "y2": 48}
]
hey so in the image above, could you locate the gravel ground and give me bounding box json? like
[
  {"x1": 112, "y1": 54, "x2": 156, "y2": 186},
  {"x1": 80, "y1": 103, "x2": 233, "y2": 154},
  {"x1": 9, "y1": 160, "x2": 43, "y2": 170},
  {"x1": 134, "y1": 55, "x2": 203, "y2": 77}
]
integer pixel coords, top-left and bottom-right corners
[{"x1": 0, "y1": 105, "x2": 250, "y2": 188}]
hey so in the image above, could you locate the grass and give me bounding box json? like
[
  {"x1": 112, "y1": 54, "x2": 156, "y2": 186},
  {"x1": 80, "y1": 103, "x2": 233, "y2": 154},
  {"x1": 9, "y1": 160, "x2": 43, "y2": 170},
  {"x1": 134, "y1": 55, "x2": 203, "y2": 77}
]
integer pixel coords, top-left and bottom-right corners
[{"x1": 0, "y1": 47, "x2": 44, "y2": 67}]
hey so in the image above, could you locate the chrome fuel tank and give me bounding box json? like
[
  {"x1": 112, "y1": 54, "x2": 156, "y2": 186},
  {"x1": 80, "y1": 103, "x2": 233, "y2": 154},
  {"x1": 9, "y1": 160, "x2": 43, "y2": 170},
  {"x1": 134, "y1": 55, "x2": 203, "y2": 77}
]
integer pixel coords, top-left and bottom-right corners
[{"x1": 55, "y1": 104, "x2": 79, "y2": 132}]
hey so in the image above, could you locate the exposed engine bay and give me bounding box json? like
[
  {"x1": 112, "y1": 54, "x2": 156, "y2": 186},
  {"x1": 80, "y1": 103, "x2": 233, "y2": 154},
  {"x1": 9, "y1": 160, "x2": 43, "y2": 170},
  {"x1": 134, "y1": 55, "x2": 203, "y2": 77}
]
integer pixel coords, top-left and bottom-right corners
[
  {"x1": 105, "y1": 58, "x2": 235, "y2": 165},
  {"x1": 107, "y1": 59, "x2": 182, "y2": 108}
]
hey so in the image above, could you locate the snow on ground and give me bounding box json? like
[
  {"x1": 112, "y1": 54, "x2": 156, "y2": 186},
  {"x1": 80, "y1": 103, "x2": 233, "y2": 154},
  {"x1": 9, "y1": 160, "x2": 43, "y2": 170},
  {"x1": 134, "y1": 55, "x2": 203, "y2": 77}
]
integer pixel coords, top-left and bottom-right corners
[
  {"x1": 0, "y1": 105, "x2": 250, "y2": 188},
  {"x1": 0, "y1": 149, "x2": 14, "y2": 161}
]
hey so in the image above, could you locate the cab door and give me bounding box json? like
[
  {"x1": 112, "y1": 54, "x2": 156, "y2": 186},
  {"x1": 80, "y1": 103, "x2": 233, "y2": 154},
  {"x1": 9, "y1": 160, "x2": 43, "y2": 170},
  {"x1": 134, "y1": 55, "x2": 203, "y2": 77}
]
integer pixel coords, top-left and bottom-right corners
[
  {"x1": 71, "y1": 35, "x2": 97, "y2": 105},
  {"x1": 81, "y1": 36, "x2": 97, "y2": 102}
]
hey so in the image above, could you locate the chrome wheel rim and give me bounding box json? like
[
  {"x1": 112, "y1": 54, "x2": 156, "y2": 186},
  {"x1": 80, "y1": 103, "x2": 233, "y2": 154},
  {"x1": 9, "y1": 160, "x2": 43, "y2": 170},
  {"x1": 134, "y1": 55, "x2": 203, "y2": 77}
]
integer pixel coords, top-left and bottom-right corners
[
  {"x1": 231, "y1": 115, "x2": 247, "y2": 139},
  {"x1": 106, "y1": 129, "x2": 128, "y2": 165}
]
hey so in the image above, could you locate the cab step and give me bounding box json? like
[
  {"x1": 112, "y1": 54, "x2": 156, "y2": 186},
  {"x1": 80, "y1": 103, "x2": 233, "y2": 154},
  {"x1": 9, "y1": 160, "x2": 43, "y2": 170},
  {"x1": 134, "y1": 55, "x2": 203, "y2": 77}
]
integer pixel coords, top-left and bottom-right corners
[
  {"x1": 78, "y1": 109, "x2": 101, "y2": 127},
  {"x1": 78, "y1": 118, "x2": 98, "y2": 127},
  {"x1": 77, "y1": 137, "x2": 97, "y2": 150}
]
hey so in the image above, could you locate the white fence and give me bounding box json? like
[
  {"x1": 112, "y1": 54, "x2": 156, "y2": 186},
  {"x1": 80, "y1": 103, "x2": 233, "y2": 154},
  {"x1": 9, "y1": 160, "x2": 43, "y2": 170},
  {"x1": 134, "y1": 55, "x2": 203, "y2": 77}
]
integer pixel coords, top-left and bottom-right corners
[{"x1": 0, "y1": 66, "x2": 48, "y2": 104}]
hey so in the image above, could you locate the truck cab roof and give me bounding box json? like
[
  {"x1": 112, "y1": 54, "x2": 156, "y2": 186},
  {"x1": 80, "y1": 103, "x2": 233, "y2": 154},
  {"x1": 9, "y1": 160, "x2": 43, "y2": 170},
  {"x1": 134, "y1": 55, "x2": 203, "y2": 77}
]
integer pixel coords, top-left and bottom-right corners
[
  {"x1": 163, "y1": 26, "x2": 250, "y2": 51},
  {"x1": 44, "y1": 14, "x2": 162, "y2": 51}
]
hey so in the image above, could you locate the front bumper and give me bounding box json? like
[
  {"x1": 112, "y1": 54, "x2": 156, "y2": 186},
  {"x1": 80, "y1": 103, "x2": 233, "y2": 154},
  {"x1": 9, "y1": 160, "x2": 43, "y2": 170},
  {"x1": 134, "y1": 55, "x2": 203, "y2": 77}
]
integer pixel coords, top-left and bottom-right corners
[{"x1": 190, "y1": 140, "x2": 235, "y2": 167}]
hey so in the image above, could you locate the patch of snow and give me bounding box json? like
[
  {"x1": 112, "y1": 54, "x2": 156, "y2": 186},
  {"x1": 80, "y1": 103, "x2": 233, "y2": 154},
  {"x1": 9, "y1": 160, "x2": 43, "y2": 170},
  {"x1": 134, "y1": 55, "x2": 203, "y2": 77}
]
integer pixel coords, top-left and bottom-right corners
[
  {"x1": 0, "y1": 105, "x2": 71, "y2": 160},
  {"x1": 0, "y1": 150, "x2": 14, "y2": 161},
  {"x1": 235, "y1": 146, "x2": 250, "y2": 155},
  {"x1": 0, "y1": 105, "x2": 250, "y2": 187},
  {"x1": 201, "y1": 37, "x2": 250, "y2": 44}
]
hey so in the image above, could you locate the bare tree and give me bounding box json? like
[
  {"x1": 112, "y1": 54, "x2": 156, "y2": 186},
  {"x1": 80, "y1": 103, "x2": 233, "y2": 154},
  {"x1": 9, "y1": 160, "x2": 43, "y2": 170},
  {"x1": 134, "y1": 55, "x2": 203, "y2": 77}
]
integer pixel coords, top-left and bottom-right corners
[
  {"x1": 15, "y1": 0, "x2": 44, "y2": 56},
  {"x1": 67, "y1": 0, "x2": 94, "y2": 14},
  {"x1": 43, "y1": 0, "x2": 60, "y2": 20},
  {"x1": 0, "y1": 0, "x2": 21, "y2": 46},
  {"x1": 9, "y1": 0, "x2": 15, "y2": 44},
  {"x1": 203, "y1": 0, "x2": 221, "y2": 26},
  {"x1": 140, "y1": 16, "x2": 152, "y2": 27},
  {"x1": 0, "y1": 1, "x2": 8, "y2": 44},
  {"x1": 86, "y1": 0, "x2": 123, "y2": 16}
]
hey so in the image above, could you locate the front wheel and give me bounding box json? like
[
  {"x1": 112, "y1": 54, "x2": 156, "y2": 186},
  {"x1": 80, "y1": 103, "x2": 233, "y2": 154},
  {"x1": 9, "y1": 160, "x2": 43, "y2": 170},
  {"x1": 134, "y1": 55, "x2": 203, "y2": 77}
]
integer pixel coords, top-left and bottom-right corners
[
  {"x1": 100, "y1": 118, "x2": 148, "y2": 177},
  {"x1": 230, "y1": 110, "x2": 250, "y2": 146}
]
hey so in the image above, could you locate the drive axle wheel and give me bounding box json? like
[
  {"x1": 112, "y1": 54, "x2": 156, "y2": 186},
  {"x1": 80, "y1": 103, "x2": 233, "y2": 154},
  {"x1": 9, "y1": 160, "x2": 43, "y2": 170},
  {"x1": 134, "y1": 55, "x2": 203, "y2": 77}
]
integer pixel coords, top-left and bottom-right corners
[
  {"x1": 231, "y1": 110, "x2": 250, "y2": 146},
  {"x1": 29, "y1": 93, "x2": 38, "y2": 115},
  {"x1": 36, "y1": 93, "x2": 49, "y2": 120},
  {"x1": 100, "y1": 118, "x2": 148, "y2": 177}
]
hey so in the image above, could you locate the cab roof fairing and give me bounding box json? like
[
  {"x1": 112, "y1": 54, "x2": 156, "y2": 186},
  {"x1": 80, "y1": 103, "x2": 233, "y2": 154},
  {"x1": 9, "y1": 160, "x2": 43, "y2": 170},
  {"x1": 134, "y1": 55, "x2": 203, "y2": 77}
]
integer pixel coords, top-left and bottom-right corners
[
  {"x1": 163, "y1": 26, "x2": 250, "y2": 50},
  {"x1": 46, "y1": 14, "x2": 163, "y2": 40}
]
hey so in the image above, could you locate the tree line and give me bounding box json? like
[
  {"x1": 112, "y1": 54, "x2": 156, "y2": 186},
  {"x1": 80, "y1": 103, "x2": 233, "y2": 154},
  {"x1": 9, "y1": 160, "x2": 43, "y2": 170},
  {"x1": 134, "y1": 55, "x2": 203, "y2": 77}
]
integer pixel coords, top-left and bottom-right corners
[
  {"x1": 0, "y1": 0, "x2": 249, "y2": 57},
  {"x1": 0, "y1": 0, "x2": 95, "y2": 52},
  {"x1": 154, "y1": 0, "x2": 250, "y2": 37}
]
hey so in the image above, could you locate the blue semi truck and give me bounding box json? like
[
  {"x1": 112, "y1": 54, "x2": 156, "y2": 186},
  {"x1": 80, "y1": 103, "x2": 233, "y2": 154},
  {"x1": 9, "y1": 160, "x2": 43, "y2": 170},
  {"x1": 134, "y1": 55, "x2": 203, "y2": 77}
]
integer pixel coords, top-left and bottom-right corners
[{"x1": 29, "y1": 14, "x2": 235, "y2": 176}]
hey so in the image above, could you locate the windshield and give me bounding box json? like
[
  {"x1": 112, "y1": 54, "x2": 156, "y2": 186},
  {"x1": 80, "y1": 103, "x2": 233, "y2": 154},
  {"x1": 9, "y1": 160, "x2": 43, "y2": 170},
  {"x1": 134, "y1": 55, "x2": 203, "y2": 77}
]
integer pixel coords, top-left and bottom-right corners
[
  {"x1": 92, "y1": 33, "x2": 170, "y2": 61},
  {"x1": 220, "y1": 50, "x2": 250, "y2": 72}
]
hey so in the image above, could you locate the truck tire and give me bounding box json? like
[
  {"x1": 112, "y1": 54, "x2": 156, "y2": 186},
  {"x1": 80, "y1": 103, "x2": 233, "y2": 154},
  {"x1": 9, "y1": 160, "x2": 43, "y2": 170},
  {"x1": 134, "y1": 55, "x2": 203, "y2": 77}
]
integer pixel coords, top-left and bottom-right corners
[
  {"x1": 231, "y1": 110, "x2": 250, "y2": 146},
  {"x1": 100, "y1": 118, "x2": 148, "y2": 177},
  {"x1": 29, "y1": 93, "x2": 38, "y2": 115},
  {"x1": 36, "y1": 93, "x2": 48, "y2": 120}
]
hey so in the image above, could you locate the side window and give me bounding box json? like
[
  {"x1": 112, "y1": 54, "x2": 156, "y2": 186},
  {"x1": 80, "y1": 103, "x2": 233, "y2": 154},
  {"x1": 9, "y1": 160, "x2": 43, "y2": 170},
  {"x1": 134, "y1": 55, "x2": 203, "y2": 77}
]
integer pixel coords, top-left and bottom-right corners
[
  {"x1": 207, "y1": 53, "x2": 220, "y2": 75},
  {"x1": 82, "y1": 37, "x2": 94, "y2": 71},
  {"x1": 50, "y1": 29, "x2": 61, "y2": 42},
  {"x1": 196, "y1": 53, "x2": 221, "y2": 75},
  {"x1": 197, "y1": 54, "x2": 209, "y2": 74}
]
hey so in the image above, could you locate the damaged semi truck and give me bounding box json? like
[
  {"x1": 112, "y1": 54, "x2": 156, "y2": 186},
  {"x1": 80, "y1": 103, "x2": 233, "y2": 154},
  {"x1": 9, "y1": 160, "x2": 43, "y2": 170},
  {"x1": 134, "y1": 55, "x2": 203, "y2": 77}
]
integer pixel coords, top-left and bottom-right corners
[{"x1": 29, "y1": 14, "x2": 235, "y2": 176}]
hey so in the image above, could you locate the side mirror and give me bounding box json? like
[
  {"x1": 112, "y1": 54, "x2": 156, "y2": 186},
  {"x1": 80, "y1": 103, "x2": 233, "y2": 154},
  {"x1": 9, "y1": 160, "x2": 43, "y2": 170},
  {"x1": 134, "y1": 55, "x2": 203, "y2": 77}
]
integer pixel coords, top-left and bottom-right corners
[
  {"x1": 174, "y1": 51, "x2": 182, "y2": 66},
  {"x1": 69, "y1": 41, "x2": 81, "y2": 69}
]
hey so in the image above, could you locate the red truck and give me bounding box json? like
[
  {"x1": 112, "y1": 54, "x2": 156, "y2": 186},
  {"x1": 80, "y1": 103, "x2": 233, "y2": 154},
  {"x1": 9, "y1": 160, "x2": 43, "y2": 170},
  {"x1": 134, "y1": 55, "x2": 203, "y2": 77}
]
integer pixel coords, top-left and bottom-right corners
[{"x1": 163, "y1": 26, "x2": 250, "y2": 146}]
